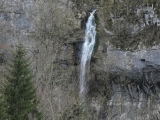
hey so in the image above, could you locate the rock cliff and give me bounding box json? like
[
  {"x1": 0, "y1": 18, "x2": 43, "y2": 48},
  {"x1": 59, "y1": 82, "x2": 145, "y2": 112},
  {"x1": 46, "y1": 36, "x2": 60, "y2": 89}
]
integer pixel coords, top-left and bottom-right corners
[{"x1": 1, "y1": 0, "x2": 160, "y2": 119}]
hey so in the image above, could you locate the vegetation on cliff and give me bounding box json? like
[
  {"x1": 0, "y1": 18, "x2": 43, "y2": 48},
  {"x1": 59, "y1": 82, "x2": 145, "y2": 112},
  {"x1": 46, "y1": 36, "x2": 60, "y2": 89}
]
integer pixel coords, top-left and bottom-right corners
[
  {"x1": 0, "y1": 44, "x2": 41, "y2": 120},
  {"x1": 72, "y1": 0, "x2": 160, "y2": 50},
  {"x1": 0, "y1": 0, "x2": 160, "y2": 119}
]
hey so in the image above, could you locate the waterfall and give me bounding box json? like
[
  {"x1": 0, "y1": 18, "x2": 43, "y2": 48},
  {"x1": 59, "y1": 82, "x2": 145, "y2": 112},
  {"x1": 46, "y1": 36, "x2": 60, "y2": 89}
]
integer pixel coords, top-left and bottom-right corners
[{"x1": 80, "y1": 10, "x2": 97, "y2": 101}]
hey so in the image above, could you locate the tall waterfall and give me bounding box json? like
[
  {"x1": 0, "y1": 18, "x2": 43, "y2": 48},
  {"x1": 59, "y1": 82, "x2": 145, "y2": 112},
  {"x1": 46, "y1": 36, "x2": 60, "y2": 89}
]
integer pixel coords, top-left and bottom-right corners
[{"x1": 80, "y1": 10, "x2": 96, "y2": 101}]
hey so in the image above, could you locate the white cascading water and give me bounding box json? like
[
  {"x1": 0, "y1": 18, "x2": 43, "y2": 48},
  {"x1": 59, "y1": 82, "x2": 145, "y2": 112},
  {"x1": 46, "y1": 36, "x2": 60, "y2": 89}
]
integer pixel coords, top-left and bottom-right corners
[{"x1": 80, "y1": 10, "x2": 97, "y2": 101}]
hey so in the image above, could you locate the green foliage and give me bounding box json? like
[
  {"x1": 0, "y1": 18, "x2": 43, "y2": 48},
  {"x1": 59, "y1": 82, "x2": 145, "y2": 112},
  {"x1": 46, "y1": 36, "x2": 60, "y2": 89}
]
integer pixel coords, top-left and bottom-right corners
[
  {"x1": 1, "y1": 44, "x2": 42, "y2": 120},
  {"x1": 0, "y1": 95, "x2": 8, "y2": 120}
]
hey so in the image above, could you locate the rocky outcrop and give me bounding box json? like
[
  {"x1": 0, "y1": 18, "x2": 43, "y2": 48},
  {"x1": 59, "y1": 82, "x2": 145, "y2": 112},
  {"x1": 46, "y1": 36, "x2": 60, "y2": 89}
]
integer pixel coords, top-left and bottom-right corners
[
  {"x1": 88, "y1": 2, "x2": 160, "y2": 119},
  {"x1": 1, "y1": 0, "x2": 160, "y2": 120}
]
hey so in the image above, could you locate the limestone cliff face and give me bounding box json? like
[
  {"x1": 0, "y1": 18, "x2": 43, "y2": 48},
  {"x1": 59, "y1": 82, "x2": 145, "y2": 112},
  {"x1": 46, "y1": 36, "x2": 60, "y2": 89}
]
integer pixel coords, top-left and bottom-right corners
[
  {"x1": 1, "y1": 0, "x2": 160, "y2": 120},
  {"x1": 0, "y1": 0, "x2": 82, "y2": 63},
  {"x1": 71, "y1": 0, "x2": 160, "y2": 119},
  {"x1": 88, "y1": 1, "x2": 160, "y2": 120},
  {"x1": 0, "y1": 0, "x2": 35, "y2": 42},
  {"x1": 0, "y1": 0, "x2": 37, "y2": 63}
]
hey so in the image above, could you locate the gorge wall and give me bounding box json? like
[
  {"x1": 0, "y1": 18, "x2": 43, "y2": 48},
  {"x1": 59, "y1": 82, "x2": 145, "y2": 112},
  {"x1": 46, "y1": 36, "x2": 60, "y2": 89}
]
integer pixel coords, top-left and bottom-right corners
[
  {"x1": 1, "y1": 0, "x2": 160, "y2": 120},
  {"x1": 70, "y1": 0, "x2": 160, "y2": 119}
]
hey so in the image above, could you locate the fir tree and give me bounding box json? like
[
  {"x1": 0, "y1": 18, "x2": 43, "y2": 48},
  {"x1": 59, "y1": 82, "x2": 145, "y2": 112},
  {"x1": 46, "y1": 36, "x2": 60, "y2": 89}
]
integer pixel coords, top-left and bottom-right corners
[
  {"x1": 2, "y1": 44, "x2": 41, "y2": 120},
  {"x1": 0, "y1": 93, "x2": 8, "y2": 120}
]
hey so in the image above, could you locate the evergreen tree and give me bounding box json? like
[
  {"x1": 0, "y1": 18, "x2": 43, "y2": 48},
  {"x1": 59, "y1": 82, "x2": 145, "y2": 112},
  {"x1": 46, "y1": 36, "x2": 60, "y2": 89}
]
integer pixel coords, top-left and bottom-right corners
[
  {"x1": 0, "y1": 93, "x2": 8, "y2": 120},
  {"x1": 2, "y1": 44, "x2": 41, "y2": 120}
]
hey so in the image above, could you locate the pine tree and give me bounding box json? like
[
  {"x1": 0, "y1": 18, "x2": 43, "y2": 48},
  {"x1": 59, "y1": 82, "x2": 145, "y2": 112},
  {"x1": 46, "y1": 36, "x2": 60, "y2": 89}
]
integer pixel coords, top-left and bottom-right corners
[
  {"x1": 2, "y1": 44, "x2": 41, "y2": 120},
  {"x1": 0, "y1": 93, "x2": 8, "y2": 120}
]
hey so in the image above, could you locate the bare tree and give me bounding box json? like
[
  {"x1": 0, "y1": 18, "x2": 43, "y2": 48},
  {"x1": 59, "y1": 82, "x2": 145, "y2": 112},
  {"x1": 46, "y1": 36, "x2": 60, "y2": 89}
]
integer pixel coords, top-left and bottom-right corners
[{"x1": 27, "y1": 0, "x2": 84, "y2": 119}]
